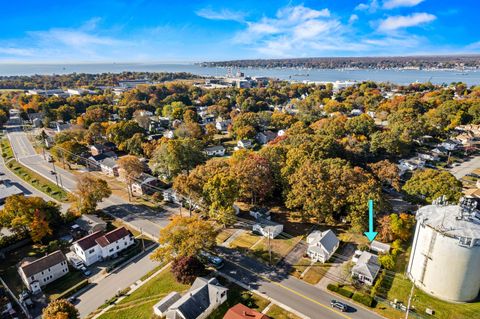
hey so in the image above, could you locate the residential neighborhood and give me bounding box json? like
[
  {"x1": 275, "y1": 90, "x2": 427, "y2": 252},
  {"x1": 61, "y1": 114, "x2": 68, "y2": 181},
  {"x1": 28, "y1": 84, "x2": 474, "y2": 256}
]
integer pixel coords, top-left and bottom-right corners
[{"x1": 1, "y1": 3, "x2": 480, "y2": 318}]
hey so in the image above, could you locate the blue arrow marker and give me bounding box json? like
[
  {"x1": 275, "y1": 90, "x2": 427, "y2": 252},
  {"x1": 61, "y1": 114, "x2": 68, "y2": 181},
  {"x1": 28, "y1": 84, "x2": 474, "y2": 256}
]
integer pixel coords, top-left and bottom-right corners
[{"x1": 364, "y1": 199, "x2": 378, "y2": 242}]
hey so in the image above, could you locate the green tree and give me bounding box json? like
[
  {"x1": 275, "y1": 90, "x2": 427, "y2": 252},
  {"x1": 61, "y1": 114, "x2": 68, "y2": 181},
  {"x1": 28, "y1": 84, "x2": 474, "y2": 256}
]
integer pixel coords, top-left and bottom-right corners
[
  {"x1": 149, "y1": 139, "x2": 205, "y2": 181},
  {"x1": 106, "y1": 121, "x2": 144, "y2": 151},
  {"x1": 403, "y1": 169, "x2": 462, "y2": 203},
  {"x1": 203, "y1": 173, "x2": 238, "y2": 226}
]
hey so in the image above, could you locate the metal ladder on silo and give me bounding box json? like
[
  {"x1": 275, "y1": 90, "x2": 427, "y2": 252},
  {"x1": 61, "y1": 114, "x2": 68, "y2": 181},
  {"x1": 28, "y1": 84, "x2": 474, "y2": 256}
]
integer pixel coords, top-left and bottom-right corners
[{"x1": 420, "y1": 231, "x2": 437, "y2": 284}]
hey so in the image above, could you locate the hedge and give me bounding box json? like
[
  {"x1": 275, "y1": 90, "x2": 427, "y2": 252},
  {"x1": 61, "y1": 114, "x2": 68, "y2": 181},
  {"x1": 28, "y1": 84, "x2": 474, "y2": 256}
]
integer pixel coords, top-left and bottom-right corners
[
  {"x1": 53, "y1": 279, "x2": 89, "y2": 300},
  {"x1": 352, "y1": 292, "x2": 374, "y2": 307},
  {"x1": 327, "y1": 283, "x2": 339, "y2": 292},
  {"x1": 338, "y1": 287, "x2": 354, "y2": 299}
]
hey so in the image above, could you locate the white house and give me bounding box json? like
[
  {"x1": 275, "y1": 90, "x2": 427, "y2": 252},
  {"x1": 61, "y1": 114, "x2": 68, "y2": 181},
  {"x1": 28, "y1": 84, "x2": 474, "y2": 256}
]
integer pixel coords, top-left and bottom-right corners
[
  {"x1": 215, "y1": 119, "x2": 231, "y2": 132},
  {"x1": 18, "y1": 250, "x2": 69, "y2": 294},
  {"x1": 153, "y1": 277, "x2": 227, "y2": 319},
  {"x1": 440, "y1": 140, "x2": 460, "y2": 151},
  {"x1": 306, "y1": 230, "x2": 340, "y2": 263},
  {"x1": 370, "y1": 240, "x2": 391, "y2": 254},
  {"x1": 72, "y1": 227, "x2": 134, "y2": 266},
  {"x1": 130, "y1": 173, "x2": 159, "y2": 196},
  {"x1": 204, "y1": 145, "x2": 226, "y2": 157},
  {"x1": 163, "y1": 130, "x2": 175, "y2": 139},
  {"x1": 236, "y1": 139, "x2": 253, "y2": 149},
  {"x1": 351, "y1": 251, "x2": 381, "y2": 286},
  {"x1": 252, "y1": 218, "x2": 283, "y2": 238}
]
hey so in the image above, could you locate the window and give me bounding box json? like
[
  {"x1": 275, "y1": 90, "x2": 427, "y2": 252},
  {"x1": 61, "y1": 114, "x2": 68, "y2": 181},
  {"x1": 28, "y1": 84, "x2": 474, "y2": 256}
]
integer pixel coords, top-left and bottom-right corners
[
  {"x1": 125, "y1": 242, "x2": 127, "y2": 246},
  {"x1": 89, "y1": 249, "x2": 95, "y2": 254},
  {"x1": 109, "y1": 248, "x2": 114, "y2": 252},
  {"x1": 41, "y1": 271, "x2": 44, "y2": 275},
  {"x1": 30, "y1": 276, "x2": 34, "y2": 280},
  {"x1": 459, "y1": 237, "x2": 473, "y2": 247},
  {"x1": 116, "y1": 246, "x2": 119, "y2": 250}
]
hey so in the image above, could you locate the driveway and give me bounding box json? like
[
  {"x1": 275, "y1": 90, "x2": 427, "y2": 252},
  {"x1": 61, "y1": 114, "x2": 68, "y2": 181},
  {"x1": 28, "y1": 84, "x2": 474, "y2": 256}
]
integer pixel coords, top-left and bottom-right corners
[{"x1": 316, "y1": 243, "x2": 356, "y2": 289}]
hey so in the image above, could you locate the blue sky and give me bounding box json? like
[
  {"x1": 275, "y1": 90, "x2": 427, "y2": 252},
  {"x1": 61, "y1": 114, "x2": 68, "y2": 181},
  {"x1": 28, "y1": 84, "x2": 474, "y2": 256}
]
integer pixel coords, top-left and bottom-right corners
[{"x1": 0, "y1": 0, "x2": 479, "y2": 62}]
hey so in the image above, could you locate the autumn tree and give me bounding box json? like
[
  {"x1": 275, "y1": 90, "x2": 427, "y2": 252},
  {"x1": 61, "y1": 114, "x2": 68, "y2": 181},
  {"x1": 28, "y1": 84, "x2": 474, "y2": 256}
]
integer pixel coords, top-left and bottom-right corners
[
  {"x1": 117, "y1": 155, "x2": 145, "y2": 201},
  {"x1": 403, "y1": 169, "x2": 462, "y2": 203},
  {"x1": 71, "y1": 174, "x2": 112, "y2": 214},
  {"x1": 230, "y1": 153, "x2": 274, "y2": 204},
  {"x1": 378, "y1": 213, "x2": 415, "y2": 242},
  {"x1": 171, "y1": 255, "x2": 206, "y2": 284},
  {"x1": 51, "y1": 141, "x2": 88, "y2": 167},
  {"x1": 0, "y1": 195, "x2": 60, "y2": 240},
  {"x1": 151, "y1": 215, "x2": 217, "y2": 262},
  {"x1": 368, "y1": 160, "x2": 401, "y2": 191},
  {"x1": 42, "y1": 299, "x2": 79, "y2": 319},
  {"x1": 285, "y1": 158, "x2": 382, "y2": 230},
  {"x1": 106, "y1": 120, "x2": 144, "y2": 151}
]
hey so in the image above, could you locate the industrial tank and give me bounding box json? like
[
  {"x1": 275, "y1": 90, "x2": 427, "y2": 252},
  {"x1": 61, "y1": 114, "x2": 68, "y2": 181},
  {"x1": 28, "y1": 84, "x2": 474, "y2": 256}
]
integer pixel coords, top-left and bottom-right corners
[{"x1": 407, "y1": 200, "x2": 480, "y2": 302}]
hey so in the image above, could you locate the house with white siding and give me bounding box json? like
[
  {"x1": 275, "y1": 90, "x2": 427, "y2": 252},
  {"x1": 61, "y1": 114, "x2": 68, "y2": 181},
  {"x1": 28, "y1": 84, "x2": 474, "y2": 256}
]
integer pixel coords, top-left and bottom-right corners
[
  {"x1": 18, "y1": 250, "x2": 69, "y2": 294},
  {"x1": 71, "y1": 227, "x2": 134, "y2": 266}
]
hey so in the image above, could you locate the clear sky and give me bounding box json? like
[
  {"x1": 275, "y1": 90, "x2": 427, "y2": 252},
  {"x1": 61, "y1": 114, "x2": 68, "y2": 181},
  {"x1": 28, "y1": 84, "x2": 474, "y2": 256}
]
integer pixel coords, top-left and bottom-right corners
[{"x1": 1, "y1": 0, "x2": 478, "y2": 63}]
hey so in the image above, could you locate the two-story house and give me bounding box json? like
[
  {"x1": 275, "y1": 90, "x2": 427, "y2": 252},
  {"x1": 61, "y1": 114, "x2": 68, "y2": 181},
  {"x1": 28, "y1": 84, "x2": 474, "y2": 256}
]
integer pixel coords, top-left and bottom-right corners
[
  {"x1": 72, "y1": 227, "x2": 134, "y2": 266},
  {"x1": 18, "y1": 250, "x2": 69, "y2": 294}
]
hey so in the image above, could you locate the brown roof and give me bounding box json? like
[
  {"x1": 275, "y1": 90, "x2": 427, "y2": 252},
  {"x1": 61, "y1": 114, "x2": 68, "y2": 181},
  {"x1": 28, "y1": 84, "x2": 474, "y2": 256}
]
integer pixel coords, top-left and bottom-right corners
[
  {"x1": 223, "y1": 304, "x2": 270, "y2": 319},
  {"x1": 20, "y1": 250, "x2": 66, "y2": 278},
  {"x1": 95, "y1": 227, "x2": 131, "y2": 247},
  {"x1": 74, "y1": 231, "x2": 104, "y2": 250}
]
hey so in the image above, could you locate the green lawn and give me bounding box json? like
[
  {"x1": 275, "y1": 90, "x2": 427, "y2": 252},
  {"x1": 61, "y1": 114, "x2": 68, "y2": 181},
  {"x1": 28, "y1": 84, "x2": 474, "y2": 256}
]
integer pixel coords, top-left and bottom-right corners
[
  {"x1": 97, "y1": 267, "x2": 189, "y2": 319},
  {"x1": 207, "y1": 277, "x2": 270, "y2": 319},
  {"x1": 373, "y1": 246, "x2": 480, "y2": 319},
  {"x1": 302, "y1": 262, "x2": 331, "y2": 285},
  {"x1": 266, "y1": 304, "x2": 302, "y2": 319},
  {"x1": 216, "y1": 228, "x2": 236, "y2": 245},
  {"x1": 44, "y1": 271, "x2": 85, "y2": 301},
  {"x1": 251, "y1": 235, "x2": 303, "y2": 265}
]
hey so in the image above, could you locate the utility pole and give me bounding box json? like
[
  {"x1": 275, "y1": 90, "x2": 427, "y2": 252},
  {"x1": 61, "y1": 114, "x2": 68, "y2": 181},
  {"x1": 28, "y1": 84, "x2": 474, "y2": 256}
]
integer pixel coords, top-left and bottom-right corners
[{"x1": 268, "y1": 229, "x2": 272, "y2": 265}]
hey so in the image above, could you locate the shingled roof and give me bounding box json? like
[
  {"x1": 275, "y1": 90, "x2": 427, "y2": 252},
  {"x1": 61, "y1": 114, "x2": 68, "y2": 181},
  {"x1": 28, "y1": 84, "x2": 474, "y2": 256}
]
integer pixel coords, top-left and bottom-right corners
[
  {"x1": 74, "y1": 231, "x2": 104, "y2": 250},
  {"x1": 19, "y1": 250, "x2": 66, "y2": 277},
  {"x1": 95, "y1": 227, "x2": 131, "y2": 247}
]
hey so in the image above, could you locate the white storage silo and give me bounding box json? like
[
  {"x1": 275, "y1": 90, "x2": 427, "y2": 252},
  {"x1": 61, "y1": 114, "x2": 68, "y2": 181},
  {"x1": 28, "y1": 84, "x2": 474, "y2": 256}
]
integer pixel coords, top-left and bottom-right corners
[{"x1": 407, "y1": 201, "x2": 480, "y2": 302}]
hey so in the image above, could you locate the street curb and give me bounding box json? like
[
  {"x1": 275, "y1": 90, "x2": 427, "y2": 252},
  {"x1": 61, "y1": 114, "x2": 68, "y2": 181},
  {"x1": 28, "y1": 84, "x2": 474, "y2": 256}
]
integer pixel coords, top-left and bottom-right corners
[
  {"x1": 90, "y1": 262, "x2": 171, "y2": 319},
  {"x1": 217, "y1": 271, "x2": 311, "y2": 319}
]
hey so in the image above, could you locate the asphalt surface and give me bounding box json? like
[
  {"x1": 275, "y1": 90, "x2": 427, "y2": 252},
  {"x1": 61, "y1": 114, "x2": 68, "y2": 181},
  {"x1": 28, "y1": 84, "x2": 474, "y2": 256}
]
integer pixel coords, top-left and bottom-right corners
[
  {"x1": 217, "y1": 247, "x2": 384, "y2": 319},
  {"x1": 6, "y1": 126, "x2": 166, "y2": 240},
  {"x1": 449, "y1": 155, "x2": 480, "y2": 179},
  {"x1": 75, "y1": 249, "x2": 161, "y2": 318}
]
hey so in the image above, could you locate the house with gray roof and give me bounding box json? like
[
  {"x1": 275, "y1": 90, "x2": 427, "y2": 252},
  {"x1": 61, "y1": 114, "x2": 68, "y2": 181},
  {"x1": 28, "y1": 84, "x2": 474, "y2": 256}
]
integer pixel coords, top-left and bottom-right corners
[
  {"x1": 153, "y1": 277, "x2": 228, "y2": 319},
  {"x1": 306, "y1": 229, "x2": 339, "y2": 263},
  {"x1": 252, "y1": 218, "x2": 283, "y2": 239},
  {"x1": 88, "y1": 151, "x2": 119, "y2": 176},
  {"x1": 75, "y1": 214, "x2": 107, "y2": 234},
  {"x1": 204, "y1": 145, "x2": 226, "y2": 157},
  {"x1": 351, "y1": 251, "x2": 381, "y2": 286},
  {"x1": 18, "y1": 250, "x2": 69, "y2": 294}
]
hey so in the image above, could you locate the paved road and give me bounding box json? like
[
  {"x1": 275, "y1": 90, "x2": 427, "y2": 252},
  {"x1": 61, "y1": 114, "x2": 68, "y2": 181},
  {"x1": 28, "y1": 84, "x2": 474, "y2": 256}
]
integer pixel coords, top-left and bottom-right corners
[
  {"x1": 75, "y1": 249, "x2": 161, "y2": 318},
  {"x1": 6, "y1": 127, "x2": 166, "y2": 240},
  {"x1": 449, "y1": 155, "x2": 480, "y2": 179},
  {"x1": 217, "y1": 247, "x2": 384, "y2": 319}
]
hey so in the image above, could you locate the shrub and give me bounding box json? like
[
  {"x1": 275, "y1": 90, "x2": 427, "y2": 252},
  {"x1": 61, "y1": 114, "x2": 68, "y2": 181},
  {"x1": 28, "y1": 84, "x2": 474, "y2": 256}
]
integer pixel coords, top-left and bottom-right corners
[
  {"x1": 338, "y1": 287, "x2": 354, "y2": 298},
  {"x1": 352, "y1": 292, "x2": 374, "y2": 307},
  {"x1": 327, "y1": 284, "x2": 339, "y2": 292}
]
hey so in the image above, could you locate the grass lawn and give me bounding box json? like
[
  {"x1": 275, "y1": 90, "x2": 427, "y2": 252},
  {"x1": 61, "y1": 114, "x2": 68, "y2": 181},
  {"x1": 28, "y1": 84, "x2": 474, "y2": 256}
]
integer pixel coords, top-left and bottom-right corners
[
  {"x1": 229, "y1": 232, "x2": 262, "y2": 249},
  {"x1": 266, "y1": 304, "x2": 302, "y2": 319},
  {"x1": 1, "y1": 139, "x2": 68, "y2": 202},
  {"x1": 216, "y1": 228, "x2": 236, "y2": 245},
  {"x1": 302, "y1": 262, "x2": 331, "y2": 285},
  {"x1": 208, "y1": 277, "x2": 271, "y2": 319},
  {"x1": 251, "y1": 235, "x2": 303, "y2": 265},
  {"x1": 44, "y1": 271, "x2": 85, "y2": 301},
  {"x1": 97, "y1": 267, "x2": 189, "y2": 319}
]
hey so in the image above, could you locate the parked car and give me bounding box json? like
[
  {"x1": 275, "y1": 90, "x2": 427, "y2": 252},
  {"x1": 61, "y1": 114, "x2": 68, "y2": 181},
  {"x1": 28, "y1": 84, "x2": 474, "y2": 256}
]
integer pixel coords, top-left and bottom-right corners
[
  {"x1": 199, "y1": 251, "x2": 225, "y2": 269},
  {"x1": 80, "y1": 266, "x2": 91, "y2": 277},
  {"x1": 67, "y1": 296, "x2": 79, "y2": 304},
  {"x1": 331, "y1": 300, "x2": 348, "y2": 312}
]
